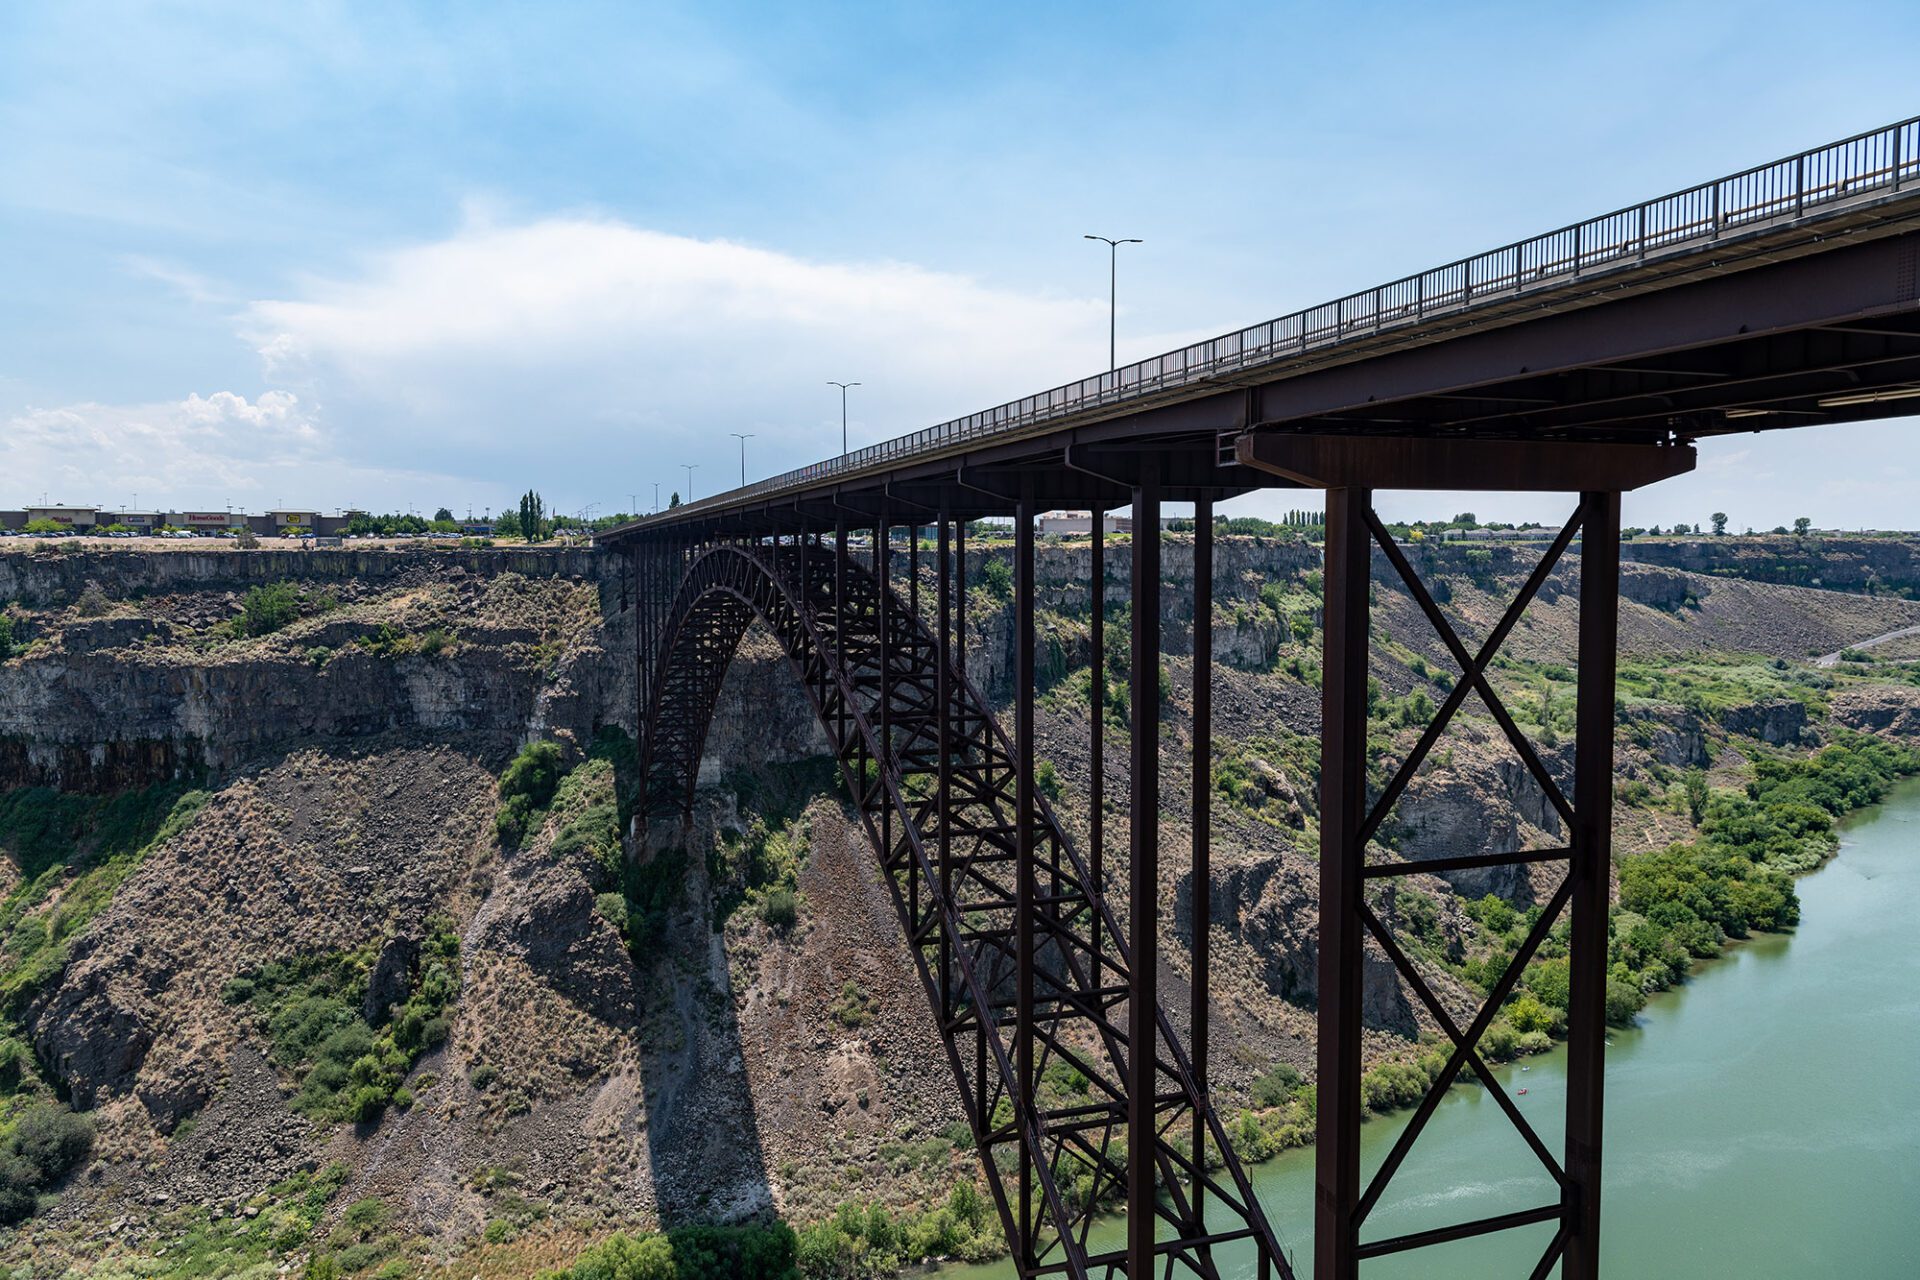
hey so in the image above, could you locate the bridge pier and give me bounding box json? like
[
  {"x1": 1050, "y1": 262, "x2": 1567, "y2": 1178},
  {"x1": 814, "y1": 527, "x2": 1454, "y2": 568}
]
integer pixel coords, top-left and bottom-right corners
[{"x1": 1239, "y1": 434, "x2": 1693, "y2": 1280}]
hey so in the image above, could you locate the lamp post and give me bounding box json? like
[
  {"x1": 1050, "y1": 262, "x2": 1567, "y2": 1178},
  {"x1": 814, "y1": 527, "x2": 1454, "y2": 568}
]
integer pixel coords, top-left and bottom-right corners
[
  {"x1": 1083, "y1": 235, "x2": 1142, "y2": 372},
  {"x1": 653, "y1": 482, "x2": 660, "y2": 512},
  {"x1": 730, "y1": 433, "x2": 754, "y2": 487},
  {"x1": 829, "y1": 381, "x2": 861, "y2": 455},
  {"x1": 682, "y1": 464, "x2": 698, "y2": 502}
]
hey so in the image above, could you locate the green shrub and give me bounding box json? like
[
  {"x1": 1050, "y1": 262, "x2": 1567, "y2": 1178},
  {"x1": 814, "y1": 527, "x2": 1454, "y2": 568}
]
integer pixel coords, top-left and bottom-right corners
[
  {"x1": 548, "y1": 1222, "x2": 798, "y2": 1280},
  {"x1": 1478, "y1": 1019, "x2": 1520, "y2": 1062},
  {"x1": 0, "y1": 784, "x2": 209, "y2": 1017},
  {"x1": 495, "y1": 793, "x2": 535, "y2": 847},
  {"x1": 830, "y1": 980, "x2": 875, "y2": 1029},
  {"x1": 233, "y1": 581, "x2": 307, "y2": 637},
  {"x1": 0, "y1": 614, "x2": 13, "y2": 661},
  {"x1": 341, "y1": 1197, "x2": 390, "y2": 1235},
  {"x1": 594, "y1": 892, "x2": 631, "y2": 934},
  {"x1": 1605, "y1": 975, "x2": 1648, "y2": 1024},
  {"x1": 496, "y1": 741, "x2": 566, "y2": 847},
  {"x1": 1515, "y1": 1029, "x2": 1554, "y2": 1055},
  {"x1": 1506, "y1": 994, "x2": 1562, "y2": 1036},
  {"x1": 1250, "y1": 1063, "x2": 1301, "y2": 1109},
  {"x1": 0, "y1": 1104, "x2": 93, "y2": 1224},
  {"x1": 1035, "y1": 758, "x2": 1061, "y2": 801},
  {"x1": 1359, "y1": 1053, "x2": 1442, "y2": 1113},
  {"x1": 980, "y1": 557, "x2": 1013, "y2": 601},
  {"x1": 500, "y1": 740, "x2": 565, "y2": 808},
  {"x1": 759, "y1": 887, "x2": 799, "y2": 933}
]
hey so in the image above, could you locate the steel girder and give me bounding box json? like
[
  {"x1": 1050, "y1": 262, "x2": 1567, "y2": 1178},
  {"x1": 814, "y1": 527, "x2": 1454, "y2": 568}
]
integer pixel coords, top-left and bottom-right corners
[{"x1": 635, "y1": 536, "x2": 1292, "y2": 1279}]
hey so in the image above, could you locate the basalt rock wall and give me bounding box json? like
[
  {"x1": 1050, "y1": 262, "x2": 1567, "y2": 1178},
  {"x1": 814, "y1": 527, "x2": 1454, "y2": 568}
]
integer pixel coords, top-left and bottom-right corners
[
  {"x1": 0, "y1": 549, "x2": 633, "y2": 790},
  {"x1": 1621, "y1": 536, "x2": 1920, "y2": 595},
  {"x1": 0, "y1": 546, "x2": 604, "y2": 608}
]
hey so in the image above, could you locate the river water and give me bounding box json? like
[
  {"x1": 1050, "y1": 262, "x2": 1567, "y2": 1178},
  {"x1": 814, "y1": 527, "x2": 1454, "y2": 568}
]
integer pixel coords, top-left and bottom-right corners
[{"x1": 947, "y1": 778, "x2": 1920, "y2": 1277}]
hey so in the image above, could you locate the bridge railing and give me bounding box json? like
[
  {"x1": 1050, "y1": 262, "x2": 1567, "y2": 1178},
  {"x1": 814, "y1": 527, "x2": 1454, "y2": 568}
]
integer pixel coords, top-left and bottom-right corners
[{"x1": 648, "y1": 117, "x2": 1920, "y2": 525}]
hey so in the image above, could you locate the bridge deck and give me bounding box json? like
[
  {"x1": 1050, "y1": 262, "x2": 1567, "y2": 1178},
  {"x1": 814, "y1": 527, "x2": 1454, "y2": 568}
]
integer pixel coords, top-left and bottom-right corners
[{"x1": 604, "y1": 117, "x2": 1920, "y2": 541}]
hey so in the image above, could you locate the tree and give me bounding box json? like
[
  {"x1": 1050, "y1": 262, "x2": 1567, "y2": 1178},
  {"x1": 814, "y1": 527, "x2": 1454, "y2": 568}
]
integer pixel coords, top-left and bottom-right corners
[
  {"x1": 1684, "y1": 768, "x2": 1709, "y2": 824},
  {"x1": 668, "y1": 491, "x2": 682, "y2": 509},
  {"x1": 517, "y1": 491, "x2": 545, "y2": 542},
  {"x1": 433, "y1": 507, "x2": 454, "y2": 523},
  {"x1": 1793, "y1": 516, "x2": 1812, "y2": 537},
  {"x1": 1710, "y1": 512, "x2": 1728, "y2": 536}
]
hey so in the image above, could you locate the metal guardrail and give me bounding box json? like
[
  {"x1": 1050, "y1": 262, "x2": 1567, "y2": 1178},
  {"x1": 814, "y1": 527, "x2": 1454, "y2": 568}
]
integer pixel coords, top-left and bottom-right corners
[{"x1": 641, "y1": 118, "x2": 1920, "y2": 527}]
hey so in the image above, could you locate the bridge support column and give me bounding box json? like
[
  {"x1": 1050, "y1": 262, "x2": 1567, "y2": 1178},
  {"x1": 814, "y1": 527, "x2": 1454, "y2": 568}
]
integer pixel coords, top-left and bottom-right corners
[
  {"x1": 1089, "y1": 504, "x2": 1106, "y2": 990},
  {"x1": 1234, "y1": 432, "x2": 1692, "y2": 1280},
  {"x1": 1014, "y1": 491, "x2": 1038, "y2": 1267},
  {"x1": 1191, "y1": 496, "x2": 1214, "y2": 1250},
  {"x1": 1127, "y1": 472, "x2": 1161, "y2": 1280},
  {"x1": 1563, "y1": 491, "x2": 1620, "y2": 1280},
  {"x1": 1315, "y1": 485, "x2": 1372, "y2": 1280}
]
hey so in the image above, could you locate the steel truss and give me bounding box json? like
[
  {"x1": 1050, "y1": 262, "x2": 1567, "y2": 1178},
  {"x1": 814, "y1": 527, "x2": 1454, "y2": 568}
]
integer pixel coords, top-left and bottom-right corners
[
  {"x1": 635, "y1": 525, "x2": 1292, "y2": 1280},
  {"x1": 1313, "y1": 484, "x2": 1623, "y2": 1280},
  {"x1": 631, "y1": 432, "x2": 1683, "y2": 1280}
]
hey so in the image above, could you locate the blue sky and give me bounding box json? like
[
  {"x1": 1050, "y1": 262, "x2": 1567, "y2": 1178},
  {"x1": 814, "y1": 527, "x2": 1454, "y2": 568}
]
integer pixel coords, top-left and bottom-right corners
[{"x1": 3, "y1": 0, "x2": 1917, "y2": 527}]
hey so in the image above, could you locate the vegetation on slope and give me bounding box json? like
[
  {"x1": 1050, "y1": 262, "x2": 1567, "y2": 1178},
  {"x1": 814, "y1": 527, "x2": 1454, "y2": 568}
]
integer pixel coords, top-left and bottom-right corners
[
  {"x1": 0, "y1": 783, "x2": 204, "y2": 1225},
  {"x1": 221, "y1": 924, "x2": 462, "y2": 1123}
]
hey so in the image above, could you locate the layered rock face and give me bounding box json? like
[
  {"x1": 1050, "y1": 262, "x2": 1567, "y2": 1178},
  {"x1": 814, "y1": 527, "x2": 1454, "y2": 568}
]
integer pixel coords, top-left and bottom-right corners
[{"x1": 0, "y1": 549, "x2": 631, "y2": 789}]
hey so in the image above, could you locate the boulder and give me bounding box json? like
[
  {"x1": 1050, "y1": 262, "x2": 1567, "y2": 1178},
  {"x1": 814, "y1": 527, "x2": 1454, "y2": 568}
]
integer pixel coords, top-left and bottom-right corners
[
  {"x1": 1719, "y1": 699, "x2": 1809, "y2": 746},
  {"x1": 361, "y1": 934, "x2": 420, "y2": 1025}
]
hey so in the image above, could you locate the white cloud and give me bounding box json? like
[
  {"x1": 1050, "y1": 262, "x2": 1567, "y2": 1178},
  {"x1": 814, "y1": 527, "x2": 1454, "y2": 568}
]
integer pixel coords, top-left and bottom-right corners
[
  {"x1": 240, "y1": 215, "x2": 1115, "y2": 505},
  {"x1": 0, "y1": 391, "x2": 467, "y2": 512},
  {"x1": 6, "y1": 218, "x2": 1135, "y2": 513}
]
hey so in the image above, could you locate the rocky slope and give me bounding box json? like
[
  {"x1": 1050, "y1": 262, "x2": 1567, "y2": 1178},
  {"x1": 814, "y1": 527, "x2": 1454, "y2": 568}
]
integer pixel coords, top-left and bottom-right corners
[{"x1": 4, "y1": 537, "x2": 1920, "y2": 1277}]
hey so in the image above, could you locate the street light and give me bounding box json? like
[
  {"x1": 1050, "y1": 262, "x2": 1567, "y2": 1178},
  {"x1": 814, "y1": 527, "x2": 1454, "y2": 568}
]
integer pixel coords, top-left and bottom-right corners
[
  {"x1": 828, "y1": 381, "x2": 861, "y2": 455},
  {"x1": 730, "y1": 433, "x2": 754, "y2": 487},
  {"x1": 682, "y1": 463, "x2": 698, "y2": 502},
  {"x1": 1084, "y1": 235, "x2": 1142, "y2": 372}
]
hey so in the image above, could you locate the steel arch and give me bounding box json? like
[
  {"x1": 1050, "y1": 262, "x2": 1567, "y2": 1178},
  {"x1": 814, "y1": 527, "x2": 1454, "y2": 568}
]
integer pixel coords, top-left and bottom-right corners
[{"x1": 636, "y1": 539, "x2": 1290, "y2": 1280}]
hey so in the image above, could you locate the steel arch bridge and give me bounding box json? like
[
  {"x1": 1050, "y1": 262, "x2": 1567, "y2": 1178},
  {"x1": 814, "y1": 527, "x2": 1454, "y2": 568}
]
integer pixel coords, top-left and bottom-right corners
[
  {"x1": 641, "y1": 537, "x2": 1283, "y2": 1277},
  {"x1": 606, "y1": 119, "x2": 1920, "y2": 1279}
]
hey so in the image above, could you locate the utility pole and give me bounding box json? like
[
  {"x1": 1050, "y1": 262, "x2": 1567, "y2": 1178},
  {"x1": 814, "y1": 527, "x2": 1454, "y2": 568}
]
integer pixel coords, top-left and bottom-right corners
[
  {"x1": 829, "y1": 381, "x2": 861, "y2": 454},
  {"x1": 1083, "y1": 235, "x2": 1142, "y2": 371},
  {"x1": 730, "y1": 433, "x2": 754, "y2": 487}
]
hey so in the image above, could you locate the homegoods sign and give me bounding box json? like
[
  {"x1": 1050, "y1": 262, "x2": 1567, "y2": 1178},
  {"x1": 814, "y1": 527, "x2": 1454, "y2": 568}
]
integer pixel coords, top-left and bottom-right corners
[{"x1": 181, "y1": 512, "x2": 237, "y2": 526}]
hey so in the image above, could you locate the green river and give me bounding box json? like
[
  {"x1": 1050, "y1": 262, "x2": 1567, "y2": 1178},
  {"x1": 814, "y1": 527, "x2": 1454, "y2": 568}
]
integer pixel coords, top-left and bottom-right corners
[{"x1": 948, "y1": 778, "x2": 1920, "y2": 1277}]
